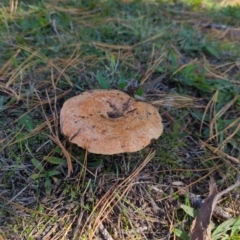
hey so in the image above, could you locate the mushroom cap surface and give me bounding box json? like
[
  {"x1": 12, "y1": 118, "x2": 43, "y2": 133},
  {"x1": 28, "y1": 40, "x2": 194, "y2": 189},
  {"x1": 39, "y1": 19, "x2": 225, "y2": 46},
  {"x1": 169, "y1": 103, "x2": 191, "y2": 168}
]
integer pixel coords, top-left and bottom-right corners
[{"x1": 60, "y1": 89, "x2": 163, "y2": 154}]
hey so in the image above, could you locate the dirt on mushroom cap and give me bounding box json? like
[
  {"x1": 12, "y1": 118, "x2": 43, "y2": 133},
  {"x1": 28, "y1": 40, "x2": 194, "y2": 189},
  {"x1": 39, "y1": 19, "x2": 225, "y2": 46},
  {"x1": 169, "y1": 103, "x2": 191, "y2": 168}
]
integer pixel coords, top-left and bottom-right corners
[{"x1": 60, "y1": 89, "x2": 163, "y2": 154}]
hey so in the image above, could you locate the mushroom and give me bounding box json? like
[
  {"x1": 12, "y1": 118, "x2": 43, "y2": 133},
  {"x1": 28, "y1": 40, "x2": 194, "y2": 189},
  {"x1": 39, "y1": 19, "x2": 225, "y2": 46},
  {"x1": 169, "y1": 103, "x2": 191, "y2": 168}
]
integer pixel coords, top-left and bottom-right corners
[{"x1": 60, "y1": 89, "x2": 163, "y2": 154}]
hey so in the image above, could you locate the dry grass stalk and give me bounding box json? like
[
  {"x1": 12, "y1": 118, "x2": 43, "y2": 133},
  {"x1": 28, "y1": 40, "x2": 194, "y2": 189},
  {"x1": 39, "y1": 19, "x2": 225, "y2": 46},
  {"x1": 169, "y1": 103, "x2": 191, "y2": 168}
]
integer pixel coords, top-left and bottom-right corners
[{"x1": 82, "y1": 151, "x2": 155, "y2": 239}]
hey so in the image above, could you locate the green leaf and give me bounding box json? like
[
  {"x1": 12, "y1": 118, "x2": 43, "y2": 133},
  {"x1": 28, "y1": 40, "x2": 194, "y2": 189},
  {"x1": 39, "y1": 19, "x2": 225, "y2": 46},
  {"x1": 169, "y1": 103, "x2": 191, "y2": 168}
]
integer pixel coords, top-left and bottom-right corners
[
  {"x1": 96, "y1": 71, "x2": 110, "y2": 89},
  {"x1": 204, "y1": 46, "x2": 220, "y2": 59},
  {"x1": 31, "y1": 158, "x2": 44, "y2": 171},
  {"x1": 46, "y1": 170, "x2": 60, "y2": 177},
  {"x1": 117, "y1": 77, "x2": 128, "y2": 90},
  {"x1": 231, "y1": 218, "x2": 240, "y2": 236},
  {"x1": 0, "y1": 96, "x2": 9, "y2": 112},
  {"x1": 168, "y1": 50, "x2": 178, "y2": 67},
  {"x1": 135, "y1": 87, "x2": 143, "y2": 96},
  {"x1": 212, "y1": 218, "x2": 239, "y2": 240},
  {"x1": 88, "y1": 158, "x2": 103, "y2": 167},
  {"x1": 44, "y1": 156, "x2": 66, "y2": 165},
  {"x1": 31, "y1": 173, "x2": 47, "y2": 180},
  {"x1": 173, "y1": 228, "x2": 190, "y2": 240},
  {"x1": 12, "y1": 57, "x2": 19, "y2": 67},
  {"x1": 173, "y1": 123, "x2": 180, "y2": 134},
  {"x1": 44, "y1": 178, "x2": 52, "y2": 195},
  {"x1": 30, "y1": 174, "x2": 39, "y2": 180},
  {"x1": 109, "y1": 53, "x2": 116, "y2": 70},
  {"x1": 180, "y1": 204, "x2": 196, "y2": 218},
  {"x1": 52, "y1": 146, "x2": 62, "y2": 154},
  {"x1": 182, "y1": 64, "x2": 195, "y2": 75},
  {"x1": 19, "y1": 114, "x2": 33, "y2": 131}
]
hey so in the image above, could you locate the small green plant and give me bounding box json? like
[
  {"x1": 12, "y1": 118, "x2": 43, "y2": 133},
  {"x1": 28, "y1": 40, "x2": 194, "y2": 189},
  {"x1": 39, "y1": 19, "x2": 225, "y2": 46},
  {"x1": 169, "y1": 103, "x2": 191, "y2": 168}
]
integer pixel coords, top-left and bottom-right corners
[
  {"x1": 212, "y1": 218, "x2": 240, "y2": 240},
  {"x1": 117, "y1": 77, "x2": 128, "y2": 90},
  {"x1": 30, "y1": 158, "x2": 60, "y2": 195},
  {"x1": 96, "y1": 71, "x2": 110, "y2": 89},
  {"x1": 174, "y1": 205, "x2": 240, "y2": 240},
  {"x1": 1, "y1": 0, "x2": 240, "y2": 239}
]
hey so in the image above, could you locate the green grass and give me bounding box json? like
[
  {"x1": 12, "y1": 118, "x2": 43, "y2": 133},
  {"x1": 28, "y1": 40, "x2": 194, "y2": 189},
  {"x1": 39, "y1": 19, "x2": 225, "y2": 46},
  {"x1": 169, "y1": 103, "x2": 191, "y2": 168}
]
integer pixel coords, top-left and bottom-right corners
[{"x1": 1, "y1": 0, "x2": 240, "y2": 239}]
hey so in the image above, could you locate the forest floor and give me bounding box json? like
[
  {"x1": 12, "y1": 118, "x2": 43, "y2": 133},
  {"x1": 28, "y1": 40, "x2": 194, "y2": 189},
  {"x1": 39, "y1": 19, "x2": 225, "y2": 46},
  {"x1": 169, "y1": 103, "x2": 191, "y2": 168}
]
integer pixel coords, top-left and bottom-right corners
[{"x1": 0, "y1": 0, "x2": 240, "y2": 239}]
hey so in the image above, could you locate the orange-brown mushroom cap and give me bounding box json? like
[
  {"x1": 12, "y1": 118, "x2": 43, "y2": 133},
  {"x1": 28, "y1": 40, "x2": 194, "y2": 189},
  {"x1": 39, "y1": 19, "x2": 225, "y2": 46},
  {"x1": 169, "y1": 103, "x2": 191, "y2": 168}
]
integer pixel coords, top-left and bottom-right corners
[{"x1": 60, "y1": 89, "x2": 163, "y2": 154}]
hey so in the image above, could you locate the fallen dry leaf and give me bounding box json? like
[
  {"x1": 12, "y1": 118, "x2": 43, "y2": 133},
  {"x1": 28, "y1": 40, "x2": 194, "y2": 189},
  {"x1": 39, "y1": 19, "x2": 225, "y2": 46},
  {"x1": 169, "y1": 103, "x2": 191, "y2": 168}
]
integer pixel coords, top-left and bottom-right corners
[{"x1": 190, "y1": 176, "x2": 240, "y2": 240}]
